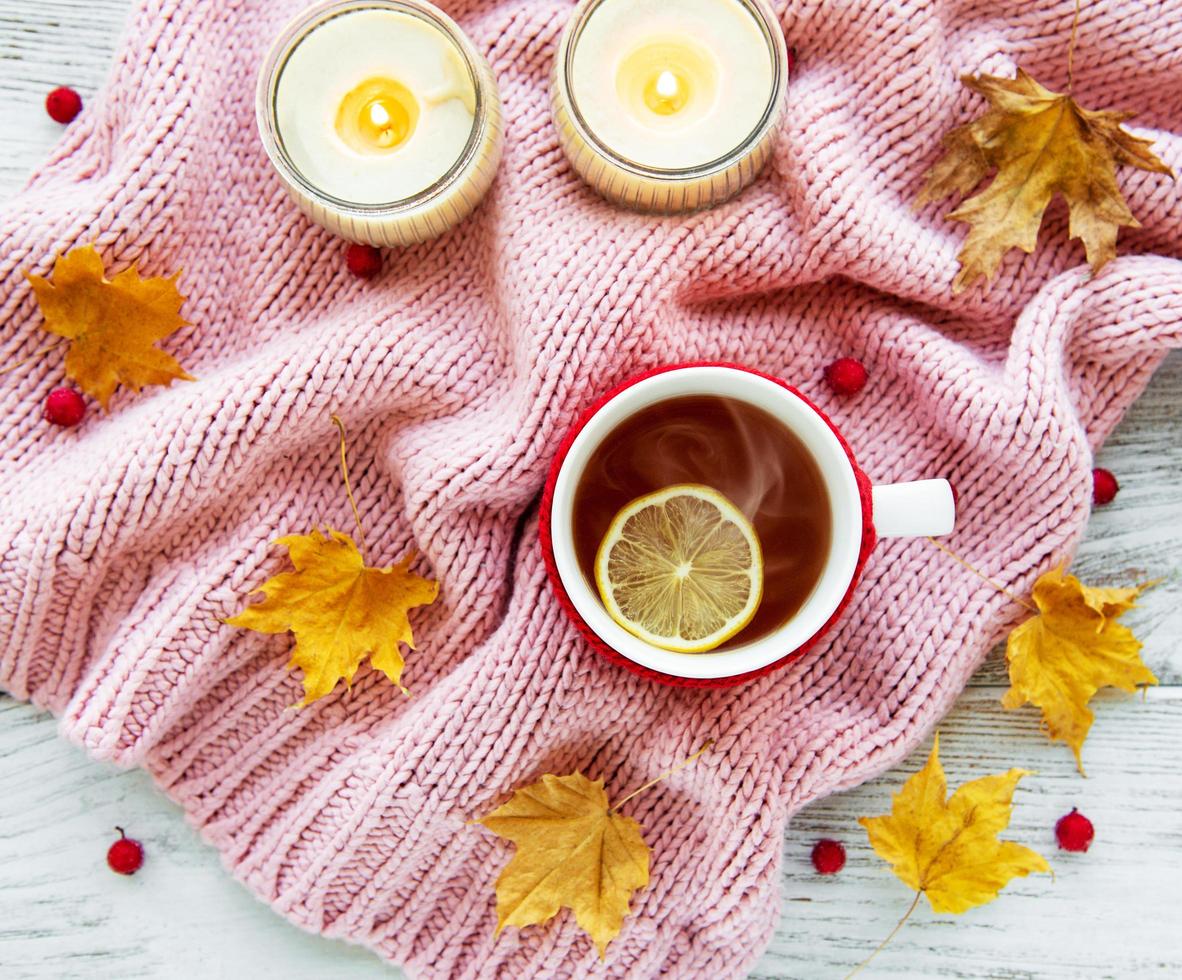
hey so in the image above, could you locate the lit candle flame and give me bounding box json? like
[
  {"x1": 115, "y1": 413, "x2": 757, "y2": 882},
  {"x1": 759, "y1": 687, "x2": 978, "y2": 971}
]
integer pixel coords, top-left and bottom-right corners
[
  {"x1": 640, "y1": 64, "x2": 690, "y2": 116},
  {"x1": 655, "y1": 70, "x2": 679, "y2": 101},
  {"x1": 369, "y1": 101, "x2": 392, "y2": 129},
  {"x1": 335, "y1": 76, "x2": 419, "y2": 153}
]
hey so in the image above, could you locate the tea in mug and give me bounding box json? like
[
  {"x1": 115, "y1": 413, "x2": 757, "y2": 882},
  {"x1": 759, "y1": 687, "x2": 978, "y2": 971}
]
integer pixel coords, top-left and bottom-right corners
[{"x1": 572, "y1": 394, "x2": 832, "y2": 650}]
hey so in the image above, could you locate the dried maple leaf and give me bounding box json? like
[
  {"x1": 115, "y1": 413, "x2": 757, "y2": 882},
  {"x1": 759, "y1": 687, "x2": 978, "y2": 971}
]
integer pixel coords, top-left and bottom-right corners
[
  {"x1": 26, "y1": 245, "x2": 194, "y2": 409},
  {"x1": 227, "y1": 529, "x2": 439, "y2": 705},
  {"x1": 1002, "y1": 567, "x2": 1156, "y2": 773},
  {"x1": 917, "y1": 69, "x2": 1173, "y2": 292},
  {"x1": 478, "y1": 771, "x2": 650, "y2": 957},
  {"x1": 860, "y1": 735, "x2": 1049, "y2": 915}
]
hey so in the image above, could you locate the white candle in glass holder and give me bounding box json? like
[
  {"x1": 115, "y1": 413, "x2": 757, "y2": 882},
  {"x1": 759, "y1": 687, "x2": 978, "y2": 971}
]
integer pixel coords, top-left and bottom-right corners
[
  {"x1": 257, "y1": 0, "x2": 502, "y2": 247},
  {"x1": 552, "y1": 0, "x2": 788, "y2": 213}
]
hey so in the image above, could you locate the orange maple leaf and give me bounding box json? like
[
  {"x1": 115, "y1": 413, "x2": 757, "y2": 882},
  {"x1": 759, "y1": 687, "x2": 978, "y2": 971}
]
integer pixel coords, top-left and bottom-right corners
[
  {"x1": 227, "y1": 530, "x2": 439, "y2": 705},
  {"x1": 478, "y1": 772, "x2": 650, "y2": 958},
  {"x1": 918, "y1": 69, "x2": 1173, "y2": 291},
  {"x1": 860, "y1": 735, "x2": 1050, "y2": 915},
  {"x1": 1002, "y1": 568, "x2": 1157, "y2": 772},
  {"x1": 26, "y1": 245, "x2": 193, "y2": 409}
]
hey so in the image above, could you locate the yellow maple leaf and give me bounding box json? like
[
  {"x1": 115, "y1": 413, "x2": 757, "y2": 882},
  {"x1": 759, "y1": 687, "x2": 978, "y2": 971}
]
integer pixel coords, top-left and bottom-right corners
[
  {"x1": 917, "y1": 69, "x2": 1173, "y2": 292},
  {"x1": 26, "y1": 245, "x2": 194, "y2": 409},
  {"x1": 227, "y1": 529, "x2": 439, "y2": 705},
  {"x1": 478, "y1": 771, "x2": 650, "y2": 957},
  {"x1": 860, "y1": 735, "x2": 1049, "y2": 914},
  {"x1": 1002, "y1": 567, "x2": 1156, "y2": 772}
]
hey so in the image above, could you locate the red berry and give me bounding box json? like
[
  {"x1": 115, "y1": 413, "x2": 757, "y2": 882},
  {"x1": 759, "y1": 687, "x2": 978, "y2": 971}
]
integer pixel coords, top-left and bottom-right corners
[
  {"x1": 823, "y1": 357, "x2": 868, "y2": 396},
  {"x1": 44, "y1": 387, "x2": 86, "y2": 427},
  {"x1": 106, "y1": 827, "x2": 144, "y2": 875},
  {"x1": 345, "y1": 243, "x2": 382, "y2": 279},
  {"x1": 1092, "y1": 467, "x2": 1119, "y2": 506},
  {"x1": 811, "y1": 838, "x2": 846, "y2": 874},
  {"x1": 1055, "y1": 808, "x2": 1094, "y2": 853},
  {"x1": 46, "y1": 86, "x2": 83, "y2": 124}
]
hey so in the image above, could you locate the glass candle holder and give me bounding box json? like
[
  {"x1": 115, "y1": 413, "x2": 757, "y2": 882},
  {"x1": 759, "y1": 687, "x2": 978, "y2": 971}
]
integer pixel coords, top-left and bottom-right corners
[
  {"x1": 552, "y1": 0, "x2": 788, "y2": 213},
  {"x1": 256, "y1": 0, "x2": 502, "y2": 247}
]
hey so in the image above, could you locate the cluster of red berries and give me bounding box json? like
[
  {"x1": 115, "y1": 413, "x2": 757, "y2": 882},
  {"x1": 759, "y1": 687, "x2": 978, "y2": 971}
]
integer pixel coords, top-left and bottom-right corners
[{"x1": 809, "y1": 807, "x2": 1095, "y2": 875}]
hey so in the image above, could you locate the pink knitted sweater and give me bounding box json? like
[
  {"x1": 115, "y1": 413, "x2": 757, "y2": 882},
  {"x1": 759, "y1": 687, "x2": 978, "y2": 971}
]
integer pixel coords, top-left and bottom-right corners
[{"x1": 2, "y1": 1, "x2": 1181, "y2": 976}]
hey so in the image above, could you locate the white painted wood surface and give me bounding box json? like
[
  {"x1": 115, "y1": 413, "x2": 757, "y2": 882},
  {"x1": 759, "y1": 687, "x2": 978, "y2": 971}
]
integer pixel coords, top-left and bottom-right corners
[{"x1": 1, "y1": 4, "x2": 1179, "y2": 977}]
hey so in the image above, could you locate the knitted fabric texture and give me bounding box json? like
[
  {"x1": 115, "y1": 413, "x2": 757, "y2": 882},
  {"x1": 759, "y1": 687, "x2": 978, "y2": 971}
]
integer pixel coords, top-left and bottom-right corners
[{"x1": 2, "y1": 1, "x2": 1181, "y2": 976}]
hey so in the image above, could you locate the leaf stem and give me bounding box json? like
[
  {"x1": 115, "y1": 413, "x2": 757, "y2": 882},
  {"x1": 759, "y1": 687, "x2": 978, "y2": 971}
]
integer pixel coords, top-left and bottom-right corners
[
  {"x1": 611, "y1": 740, "x2": 713, "y2": 813},
  {"x1": 926, "y1": 537, "x2": 1037, "y2": 612},
  {"x1": 0, "y1": 338, "x2": 68, "y2": 376},
  {"x1": 845, "y1": 890, "x2": 923, "y2": 980},
  {"x1": 1067, "y1": 0, "x2": 1081, "y2": 93},
  {"x1": 330, "y1": 414, "x2": 366, "y2": 553}
]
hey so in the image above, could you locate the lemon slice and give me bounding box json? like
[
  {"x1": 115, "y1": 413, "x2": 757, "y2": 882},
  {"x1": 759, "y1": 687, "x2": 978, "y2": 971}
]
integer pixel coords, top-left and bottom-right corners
[{"x1": 594, "y1": 484, "x2": 763, "y2": 654}]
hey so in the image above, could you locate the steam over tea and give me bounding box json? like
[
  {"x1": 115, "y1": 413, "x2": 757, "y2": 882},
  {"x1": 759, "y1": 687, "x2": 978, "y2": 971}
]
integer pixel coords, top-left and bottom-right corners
[{"x1": 572, "y1": 394, "x2": 832, "y2": 649}]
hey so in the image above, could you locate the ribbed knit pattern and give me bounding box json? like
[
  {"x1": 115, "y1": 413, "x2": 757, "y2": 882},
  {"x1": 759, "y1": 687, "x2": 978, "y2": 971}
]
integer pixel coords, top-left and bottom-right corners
[{"x1": 1, "y1": 1, "x2": 1181, "y2": 976}]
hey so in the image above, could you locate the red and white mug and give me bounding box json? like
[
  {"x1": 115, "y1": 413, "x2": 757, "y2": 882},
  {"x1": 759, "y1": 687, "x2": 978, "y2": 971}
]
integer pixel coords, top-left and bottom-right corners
[{"x1": 539, "y1": 364, "x2": 956, "y2": 686}]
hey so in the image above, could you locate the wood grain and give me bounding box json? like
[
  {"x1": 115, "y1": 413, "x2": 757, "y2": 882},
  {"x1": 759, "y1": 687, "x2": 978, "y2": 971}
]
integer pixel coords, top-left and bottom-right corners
[{"x1": 1, "y1": 3, "x2": 1179, "y2": 977}]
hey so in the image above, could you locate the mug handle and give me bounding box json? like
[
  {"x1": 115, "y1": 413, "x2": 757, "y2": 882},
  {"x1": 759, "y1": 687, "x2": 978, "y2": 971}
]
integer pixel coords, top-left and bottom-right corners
[{"x1": 871, "y1": 479, "x2": 956, "y2": 538}]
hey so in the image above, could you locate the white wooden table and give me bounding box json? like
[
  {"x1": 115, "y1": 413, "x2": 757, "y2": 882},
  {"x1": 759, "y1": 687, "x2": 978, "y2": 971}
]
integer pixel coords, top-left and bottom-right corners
[{"x1": 1, "y1": 5, "x2": 1179, "y2": 977}]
